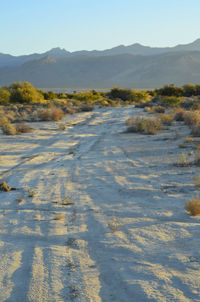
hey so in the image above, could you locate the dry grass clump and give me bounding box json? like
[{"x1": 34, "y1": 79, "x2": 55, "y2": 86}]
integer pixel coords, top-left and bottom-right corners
[
  {"x1": 15, "y1": 123, "x2": 33, "y2": 134},
  {"x1": 184, "y1": 137, "x2": 194, "y2": 143},
  {"x1": 58, "y1": 123, "x2": 66, "y2": 131},
  {"x1": 185, "y1": 192, "x2": 200, "y2": 216},
  {"x1": 39, "y1": 107, "x2": 64, "y2": 121},
  {"x1": 0, "y1": 181, "x2": 12, "y2": 191},
  {"x1": 126, "y1": 116, "x2": 162, "y2": 135},
  {"x1": 184, "y1": 110, "x2": 200, "y2": 126},
  {"x1": 0, "y1": 118, "x2": 17, "y2": 135},
  {"x1": 144, "y1": 105, "x2": 165, "y2": 114},
  {"x1": 159, "y1": 114, "x2": 173, "y2": 125},
  {"x1": 176, "y1": 152, "x2": 189, "y2": 167}
]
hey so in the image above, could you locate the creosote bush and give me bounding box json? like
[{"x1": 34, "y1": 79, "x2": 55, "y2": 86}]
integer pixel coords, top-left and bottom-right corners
[
  {"x1": 126, "y1": 116, "x2": 161, "y2": 135},
  {"x1": 39, "y1": 108, "x2": 64, "y2": 121},
  {"x1": 185, "y1": 192, "x2": 200, "y2": 216}
]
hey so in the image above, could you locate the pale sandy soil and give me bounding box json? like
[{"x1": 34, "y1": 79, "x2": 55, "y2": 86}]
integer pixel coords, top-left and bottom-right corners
[{"x1": 0, "y1": 106, "x2": 200, "y2": 302}]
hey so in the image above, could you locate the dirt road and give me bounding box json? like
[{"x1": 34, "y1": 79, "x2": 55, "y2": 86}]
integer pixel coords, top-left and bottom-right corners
[{"x1": 0, "y1": 106, "x2": 199, "y2": 301}]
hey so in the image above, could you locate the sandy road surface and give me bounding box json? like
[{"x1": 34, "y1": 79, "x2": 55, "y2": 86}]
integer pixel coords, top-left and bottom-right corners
[{"x1": 0, "y1": 106, "x2": 200, "y2": 301}]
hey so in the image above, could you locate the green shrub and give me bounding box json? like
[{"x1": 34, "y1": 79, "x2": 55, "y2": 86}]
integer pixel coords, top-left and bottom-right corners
[
  {"x1": 0, "y1": 89, "x2": 10, "y2": 104},
  {"x1": 156, "y1": 85, "x2": 184, "y2": 97},
  {"x1": 9, "y1": 81, "x2": 45, "y2": 104},
  {"x1": 108, "y1": 87, "x2": 150, "y2": 104},
  {"x1": 159, "y1": 96, "x2": 182, "y2": 107}
]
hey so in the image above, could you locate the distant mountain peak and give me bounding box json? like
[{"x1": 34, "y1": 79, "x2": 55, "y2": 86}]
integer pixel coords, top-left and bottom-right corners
[{"x1": 45, "y1": 47, "x2": 70, "y2": 58}]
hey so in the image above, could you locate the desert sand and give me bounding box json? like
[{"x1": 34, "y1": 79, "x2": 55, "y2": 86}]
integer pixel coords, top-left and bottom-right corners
[{"x1": 0, "y1": 106, "x2": 199, "y2": 301}]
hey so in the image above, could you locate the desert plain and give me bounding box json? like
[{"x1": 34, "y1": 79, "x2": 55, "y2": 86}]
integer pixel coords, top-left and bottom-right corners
[{"x1": 0, "y1": 106, "x2": 200, "y2": 301}]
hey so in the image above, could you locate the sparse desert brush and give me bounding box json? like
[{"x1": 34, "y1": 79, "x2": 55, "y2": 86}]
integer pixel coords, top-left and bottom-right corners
[
  {"x1": 173, "y1": 108, "x2": 186, "y2": 121},
  {"x1": 191, "y1": 102, "x2": 200, "y2": 110},
  {"x1": 0, "y1": 116, "x2": 10, "y2": 127},
  {"x1": 39, "y1": 107, "x2": 64, "y2": 121},
  {"x1": 144, "y1": 106, "x2": 152, "y2": 113},
  {"x1": 191, "y1": 125, "x2": 200, "y2": 137},
  {"x1": 1, "y1": 120, "x2": 17, "y2": 135},
  {"x1": 159, "y1": 114, "x2": 173, "y2": 125},
  {"x1": 184, "y1": 136, "x2": 194, "y2": 143},
  {"x1": 58, "y1": 123, "x2": 66, "y2": 131},
  {"x1": 16, "y1": 123, "x2": 33, "y2": 134},
  {"x1": 184, "y1": 110, "x2": 200, "y2": 126},
  {"x1": 185, "y1": 192, "x2": 200, "y2": 216},
  {"x1": 178, "y1": 142, "x2": 187, "y2": 148},
  {"x1": 52, "y1": 214, "x2": 64, "y2": 221},
  {"x1": 108, "y1": 215, "x2": 122, "y2": 233},
  {"x1": 149, "y1": 105, "x2": 165, "y2": 114},
  {"x1": 176, "y1": 152, "x2": 189, "y2": 167},
  {"x1": 126, "y1": 116, "x2": 161, "y2": 135},
  {"x1": 79, "y1": 104, "x2": 94, "y2": 112}
]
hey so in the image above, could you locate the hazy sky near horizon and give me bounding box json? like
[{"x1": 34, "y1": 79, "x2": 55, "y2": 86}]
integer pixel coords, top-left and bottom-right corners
[{"x1": 1, "y1": 0, "x2": 200, "y2": 55}]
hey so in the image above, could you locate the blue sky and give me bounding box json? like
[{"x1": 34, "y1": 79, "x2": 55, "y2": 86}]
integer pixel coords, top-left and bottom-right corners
[{"x1": 1, "y1": 0, "x2": 200, "y2": 55}]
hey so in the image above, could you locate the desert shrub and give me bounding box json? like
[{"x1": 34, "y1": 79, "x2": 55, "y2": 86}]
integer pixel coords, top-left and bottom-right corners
[
  {"x1": 173, "y1": 108, "x2": 186, "y2": 121},
  {"x1": 144, "y1": 105, "x2": 165, "y2": 114},
  {"x1": 159, "y1": 96, "x2": 182, "y2": 107},
  {"x1": 156, "y1": 84, "x2": 184, "y2": 97},
  {"x1": 1, "y1": 120, "x2": 17, "y2": 135},
  {"x1": 9, "y1": 81, "x2": 45, "y2": 104},
  {"x1": 108, "y1": 87, "x2": 150, "y2": 104},
  {"x1": 39, "y1": 108, "x2": 64, "y2": 121},
  {"x1": 152, "y1": 106, "x2": 165, "y2": 113},
  {"x1": 0, "y1": 116, "x2": 10, "y2": 127},
  {"x1": 184, "y1": 110, "x2": 200, "y2": 126},
  {"x1": 184, "y1": 137, "x2": 194, "y2": 143},
  {"x1": 178, "y1": 142, "x2": 187, "y2": 148},
  {"x1": 58, "y1": 123, "x2": 66, "y2": 131},
  {"x1": 0, "y1": 89, "x2": 11, "y2": 104},
  {"x1": 185, "y1": 192, "x2": 200, "y2": 216},
  {"x1": 183, "y1": 84, "x2": 196, "y2": 97},
  {"x1": 42, "y1": 90, "x2": 57, "y2": 100},
  {"x1": 71, "y1": 91, "x2": 102, "y2": 103},
  {"x1": 126, "y1": 116, "x2": 161, "y2": 135},
  {"x1": 15, "y1": 124, "x2": 33, "y2": 133},
  {"x1": 79, "y1": 104, "x2": 94, "y2": 112},
  {"x1": 159, "y1": 114, "x2": 173, "y2": 125},
  {"x1": 176, "y1": 152, "x2": 188, "y2": 167},
  {"x1": 191, "y1": 102, "x2": 200, "y2": 110}
]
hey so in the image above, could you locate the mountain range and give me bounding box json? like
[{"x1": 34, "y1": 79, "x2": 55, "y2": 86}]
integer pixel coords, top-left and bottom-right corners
[{"x1": 1, "y1": 39, "x2": 200, "y2": 89}]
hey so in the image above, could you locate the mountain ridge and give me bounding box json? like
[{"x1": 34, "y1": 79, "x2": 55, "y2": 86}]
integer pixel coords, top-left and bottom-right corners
[{"x1": 1, "y1": 38, "x2": 200, "y2": 68}]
